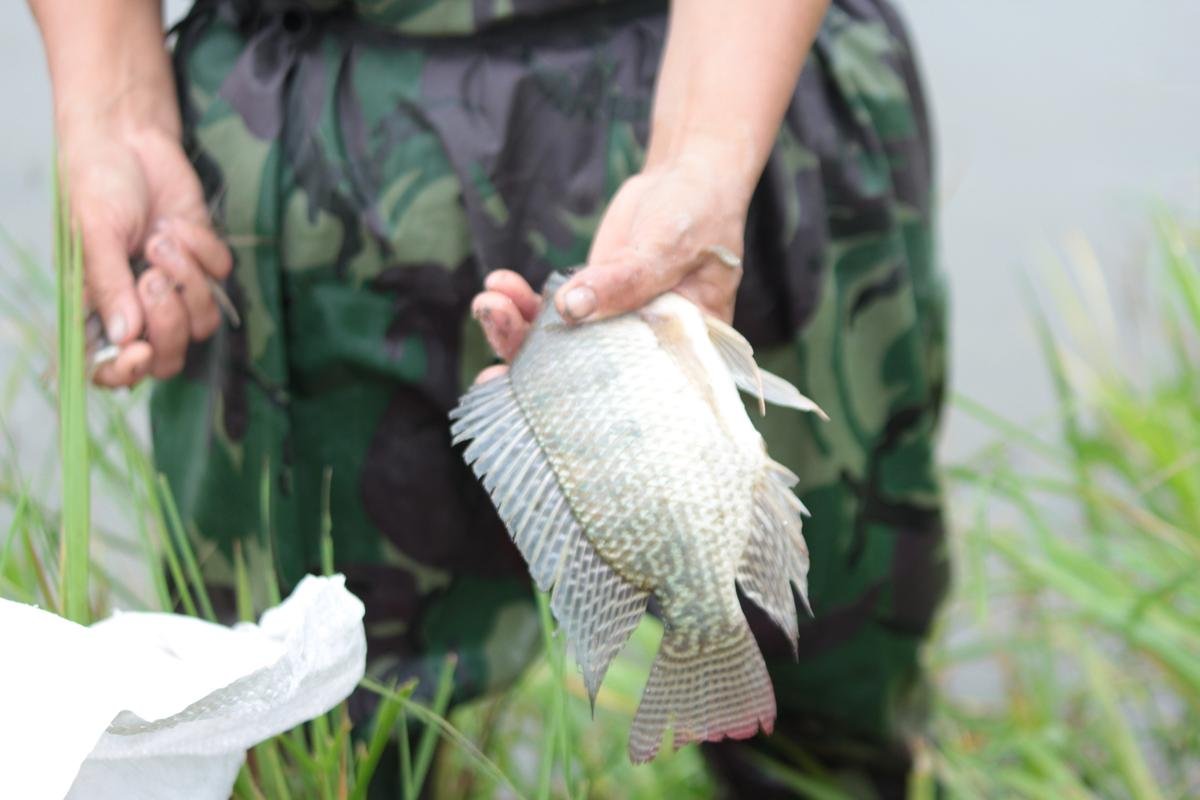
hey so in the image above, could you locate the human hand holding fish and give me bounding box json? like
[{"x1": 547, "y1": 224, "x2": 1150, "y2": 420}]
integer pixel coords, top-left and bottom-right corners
[
  {"x1": 456, "y1": 246, "x2": 828, "y2": 761},
  {"x1": 472, "y1": 151, "x2": 748, "y2": 383}
]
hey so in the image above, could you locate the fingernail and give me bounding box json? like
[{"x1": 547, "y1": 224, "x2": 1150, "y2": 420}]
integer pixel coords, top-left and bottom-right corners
[
  {"x1": 150, "y1": 236, "x2": 177, "y2": 262},
  {"x1": 106, "y1": 314, "x2": 127, "y2": 344},
  {"x1": 562, "y1": 286, "x2": 596, "y2": 322},
  {"x1": 146, "y1": 273, "x2": 170, "y2": 301}
]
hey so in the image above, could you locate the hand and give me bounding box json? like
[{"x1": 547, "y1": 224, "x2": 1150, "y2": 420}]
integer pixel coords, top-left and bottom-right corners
[
  {"x1": 470, "y1": 269, "x2": 541, "y2": 384},
  {"x1": 63, "y1": 121, "x2": 231, "y2": 387},
  {"x1": 471, "y1": 150, "x2": 749, "y2": 382},
  {"x1": 556, "y1": 150, "x2": 746, "y2": 325}
]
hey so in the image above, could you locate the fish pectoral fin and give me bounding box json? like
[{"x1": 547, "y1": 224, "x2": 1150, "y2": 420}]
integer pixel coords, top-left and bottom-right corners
[
  {"x1": 702, "y1": 315, "x2": 828, "y2": 420},
  {"x1": 629, "y1": 623, "x2": 775, "y2": 764},
  {"x1": 756, "y1": 369, "x2": 830, "y2": 420},
  {"x1": 703, "y1": 315, "x2": 766, "y2": 415},
  {"x1": 736, "y1": 460, "x2": 813, "y2": 657},
  {"x1": 450, "y1": 374, "x2": 647, "y2": 705},
  {"x1": 552, "y1": 534, "x2": 649, "y2": 708}
]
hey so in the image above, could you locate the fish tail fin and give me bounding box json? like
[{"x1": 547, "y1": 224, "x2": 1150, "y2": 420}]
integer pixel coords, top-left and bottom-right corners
[{"x1": 629, "y1": 621, "x2": 775, "y2": 763}]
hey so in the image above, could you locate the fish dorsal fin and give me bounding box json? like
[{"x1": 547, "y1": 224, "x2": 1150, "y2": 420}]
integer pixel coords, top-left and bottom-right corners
[
  {"x1": 450, "y1": 376, "x2": 648, "y2": 706},
  {"x1": 735, "y1": 459, "x2": 813, "y2": 657},
  {"x1": 702, "y1": 315, "x2": 829, "y2": 420}
]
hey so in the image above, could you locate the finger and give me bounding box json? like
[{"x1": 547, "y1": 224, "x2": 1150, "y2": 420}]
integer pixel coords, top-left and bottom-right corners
[
  {"x1": 92, "y1": 341, "x2": 153, "y2": 388},
  {"x1": 137, "y1": 267, "x2": 190, "y2": 379},
  {"x1": 473, "y1": 364, "x2": 510, "y2": 385},
  {"x1": 471, "y1": 290, "x2": 531, "y2": 363},
  {"x1": 146, "y1": 233, "x2": 220, "y2": 339},
  {"x1": 483, "y1": 270, "x2": 541, "y2": 322},
  {"x1": 81, "y1": 221, "x2": 144, "y2": 346},
  {"x1": 157, "y1": 218, "x2": 232, "y2": 280},
  {"x1": 554, "y1": 254, "x2": 675, "y2": 324}
]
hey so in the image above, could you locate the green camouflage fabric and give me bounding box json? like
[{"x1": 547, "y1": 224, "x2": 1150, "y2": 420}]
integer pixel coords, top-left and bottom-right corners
[
  {"x1": 157, "y1": 0, "x2": 947, "y2": 795},
  {"x1": 292, "y1": 0, "x2": 624, "y2": 36}
]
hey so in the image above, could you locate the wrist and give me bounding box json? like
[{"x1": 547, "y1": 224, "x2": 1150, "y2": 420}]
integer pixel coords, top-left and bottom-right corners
[
  {"x1": 54, "y1": 56, "x2": 180, "y2": 146},
  {"x1": 643, "y1": 131, "x2": 763, "y2": 214},
  {"x1": 36, "y1": 0, "x2": 180, "y2": 144}
]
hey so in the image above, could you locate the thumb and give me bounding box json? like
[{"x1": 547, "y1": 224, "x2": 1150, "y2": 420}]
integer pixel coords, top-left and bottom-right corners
[
  {"x1": 82, "y1": 223, "x2": 143, "y2": 346},
  {"x1": 554, "y1": 254, "x2": 676, "y2": 324}
]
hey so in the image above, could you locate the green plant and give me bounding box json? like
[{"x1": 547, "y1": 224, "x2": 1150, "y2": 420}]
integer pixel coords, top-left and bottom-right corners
[{"x1": 933, "y1": 216, "x2": 1200, "y2": 798}]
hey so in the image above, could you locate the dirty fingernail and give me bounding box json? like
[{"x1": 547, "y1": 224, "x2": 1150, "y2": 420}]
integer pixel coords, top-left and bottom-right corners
[
  {"x1": 106, "y1": 313, "x2": 127, "y2": 344},
  {"x1": 562, "y1": 286, "x2": 596, "y2": 321}
]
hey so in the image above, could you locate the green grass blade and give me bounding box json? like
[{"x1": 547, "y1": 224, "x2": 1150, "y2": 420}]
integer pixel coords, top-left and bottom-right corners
[
  {"x1": 361, "y1": 677, "x2": 525, "y2": 800},
  {"x1": 259, "y1": 457, "x2": 282, "y2": 607},
  {"x1": 232, "y1": 766, "x2": 268, "y2": 800},
  {"x1": 1156, "y1": 213, "x2": 1200, "y2": 331},
  {"x1": 350, "y1": 682, "x2": 412, "y2": 800},
  {"x1": 54, "y1": 170, "x2": 91, "y2": 624},
  {"x1": 738, "y1": 750, "x2": 853, "y2": 800},
  {"x1": 536, "y1": 589, "x2": 576, "y2": 798},
  {"x1": 1079, "y1": 643, "x2": 1166, "y2": 800},
  {"x1": 251, "y1": 739, "x2": 293, "y2": 800},
  {"x1": 398, "y1": 707, "x2": 413, "y2": 797},
  {"x1": 320, "y1": 466, "x2": 334, "y2": 577},
  {"x1": 407, "y1": 654, "x2": 457, "y2": 799},
  {"x1": 155, "y1": 474, "x2": 215, "y2": 621}
]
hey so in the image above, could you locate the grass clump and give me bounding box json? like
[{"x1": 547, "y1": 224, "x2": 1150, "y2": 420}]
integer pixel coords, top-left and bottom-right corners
[{"x1": 934, "y1": 215, "x2": 1200, "y2": 798}]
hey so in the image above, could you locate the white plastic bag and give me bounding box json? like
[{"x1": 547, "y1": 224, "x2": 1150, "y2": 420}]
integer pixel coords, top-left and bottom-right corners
[{"x1": 0, "y1": 574, "x2": 366, "y2": 800}]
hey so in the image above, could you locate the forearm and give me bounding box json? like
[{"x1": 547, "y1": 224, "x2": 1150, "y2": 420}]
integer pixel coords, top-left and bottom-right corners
[
  {"x1": 29, "y1": 0, "x2": 178, "y2": 141},
  {"x1": 645, "y1": 0, "x2": 829, "y2": 205}
]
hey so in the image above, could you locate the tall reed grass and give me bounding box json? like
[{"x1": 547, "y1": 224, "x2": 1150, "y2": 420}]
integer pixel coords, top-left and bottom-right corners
[
  {"x1": 934, "y1": 216, "x2": 1200, "y2": 798},
  {"x1": 52, "y1": 173, "x2": 90, "y2": 624}
]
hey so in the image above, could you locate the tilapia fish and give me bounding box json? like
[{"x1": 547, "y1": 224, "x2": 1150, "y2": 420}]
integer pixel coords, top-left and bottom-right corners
[{"x1": 450, "y1": 273, "x2": 826, "y2": 762}]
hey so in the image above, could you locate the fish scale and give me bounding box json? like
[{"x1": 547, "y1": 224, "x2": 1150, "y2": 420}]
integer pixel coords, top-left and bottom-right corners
[{"x1": 450, "y1": 273, "x2": 827, "y2": 762}]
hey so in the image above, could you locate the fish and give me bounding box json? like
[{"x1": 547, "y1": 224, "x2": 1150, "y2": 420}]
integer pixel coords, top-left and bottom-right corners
[{"x1": 449, "y1": 272, "x2": 827, "y2": 763}]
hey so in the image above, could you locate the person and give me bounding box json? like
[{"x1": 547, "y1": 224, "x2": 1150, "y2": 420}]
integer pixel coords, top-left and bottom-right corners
[{"x1": 30, "y1": 0, "x2": 949, "y2": 795}]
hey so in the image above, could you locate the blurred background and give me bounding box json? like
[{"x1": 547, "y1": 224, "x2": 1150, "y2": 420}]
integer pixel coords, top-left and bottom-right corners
[{"x1": 2, "y1": 2, "x2": 1198, "y2": 797}]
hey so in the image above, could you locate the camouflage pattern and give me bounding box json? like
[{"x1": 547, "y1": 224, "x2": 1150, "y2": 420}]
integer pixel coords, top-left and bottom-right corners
[
  {"x1": 288, "y1": 0, "x2": 636, "y2": 36},
  {"x1": 157, "y1": 0, "x2": 947, "y2": 794}
]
